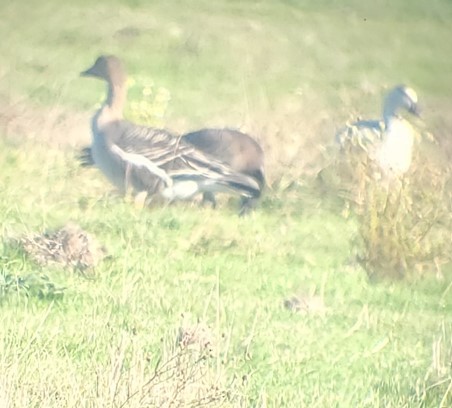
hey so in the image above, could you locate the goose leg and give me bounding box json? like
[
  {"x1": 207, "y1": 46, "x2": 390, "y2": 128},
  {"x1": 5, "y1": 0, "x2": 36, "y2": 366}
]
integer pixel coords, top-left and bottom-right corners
[
  {"x1": 239, "y1": 196, "x2": 258, "y2": 217},
  {"x1": 124, "y1": 162, "x2": 131, "y2": 194},
  {"x1": 201, "y1": 192, "x2": 217, "y2": 209},
  {"x1": 134, "y1": 191, "x2": 148, "y2": 208}
]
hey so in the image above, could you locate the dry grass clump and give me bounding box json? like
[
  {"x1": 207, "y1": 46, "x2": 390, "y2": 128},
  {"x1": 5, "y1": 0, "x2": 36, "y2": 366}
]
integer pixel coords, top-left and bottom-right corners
[
  {"x1": 317, "y1": 118, "x2": 452, "y2": 280},
  {"x1": 356, "y1": 160, "x2": 451, "y2": 280},
  {"x1": 177, "y1": 315, "x2": 216, "y2": 356},
  {"x1": 0, "y1": 327, "x2": 235, "y2": 408},
  {"x1": 19, "y1": 223, "x2": 107, "y2": 272},
  {"x1": 95, "y1": 320, "x2": 233, "y2": 408}
]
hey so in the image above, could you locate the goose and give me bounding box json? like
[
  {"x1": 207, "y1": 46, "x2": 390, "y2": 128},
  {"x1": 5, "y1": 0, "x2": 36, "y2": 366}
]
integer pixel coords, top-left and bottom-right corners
[
  {"x1": 77, "y1": 129, "x2": 265, "y2": 215},
  {"x1": 336, "y1": 85, "x2": 420, "y2": 177},
  {"x1": 182, "y1": 128, "x2": 265, "y2": 214},
  {"x1": 80, "y1": 55, "x2": 260, "y2": 208}
]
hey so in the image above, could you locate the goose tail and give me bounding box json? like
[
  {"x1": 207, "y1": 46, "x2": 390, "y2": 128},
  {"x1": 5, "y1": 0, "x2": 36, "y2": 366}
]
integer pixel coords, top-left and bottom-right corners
[
  {"x1": 78, "y1": 146, "x2": 95, "y2": 167},
  {"x1": 163, "y1": 171, "x2": 261, "y2": 201}
]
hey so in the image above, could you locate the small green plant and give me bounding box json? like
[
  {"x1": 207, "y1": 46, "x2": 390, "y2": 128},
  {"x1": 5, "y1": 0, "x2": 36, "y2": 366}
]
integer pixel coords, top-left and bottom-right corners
[
  {"x1": 91, "y1": 76, "x2": 171, "y2": 128},
  {"x1": 126, "y1": 76, "x2": 171, "y2": 127},
  {"x1": 0, "y1": 271, "x2": 65, "y2": 300}
]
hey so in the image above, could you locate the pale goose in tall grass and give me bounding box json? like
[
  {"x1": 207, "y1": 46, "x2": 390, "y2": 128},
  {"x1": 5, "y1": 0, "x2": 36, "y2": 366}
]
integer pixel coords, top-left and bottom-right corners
[
  {"x1": 336, "y1": 85, "x2": 420, "y2": 177},
  {"x1": 80, "y1": 55, "x2": 260, "y2": 209}
]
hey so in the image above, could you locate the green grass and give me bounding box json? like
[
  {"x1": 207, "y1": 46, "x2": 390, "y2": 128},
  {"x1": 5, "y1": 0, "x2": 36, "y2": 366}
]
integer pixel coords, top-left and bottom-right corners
[
  {"x1": 1, "y1": 0, "x2": 451, "y2": 406},
  {"x1": 1, "y1": 141, "x2": 450, "y2": 407}
]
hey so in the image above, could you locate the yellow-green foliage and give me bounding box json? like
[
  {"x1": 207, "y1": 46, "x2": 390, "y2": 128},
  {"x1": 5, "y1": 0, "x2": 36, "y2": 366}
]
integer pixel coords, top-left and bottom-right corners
[
  {"x1": 356, "y1": 162, "x2": 452, "y2": 280},
  {"x1": 126, "y1": 76, "x2": 171, "y2": 127}
]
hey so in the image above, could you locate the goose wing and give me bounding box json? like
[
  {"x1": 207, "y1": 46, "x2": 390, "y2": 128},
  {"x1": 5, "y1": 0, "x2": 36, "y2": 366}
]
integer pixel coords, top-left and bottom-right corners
[
  {"x1": 78, "y1": 146, "x2": 95, "y2": 167},
  {"x1": 105, "y1": 120, "x2": 261, "y2": 198},
  {"x1": 336, "y1": 119, "x2": 385, "y2": 153},
  {"x1": 183, "y1": 128, "x2": 266, "y2": 192}
]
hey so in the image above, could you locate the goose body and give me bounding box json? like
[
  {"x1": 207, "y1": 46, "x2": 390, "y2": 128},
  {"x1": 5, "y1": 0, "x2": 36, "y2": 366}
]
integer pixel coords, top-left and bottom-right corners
[
  {"x1": 81, "y1": 55, "x2": 260, "y2": 206},
  {"x1": 80, "y1": 128, "x2": 266, "y2": 188},
  {"x1": 375, "y1": 118, "x2": 415, "y2": 174},
  {"x1": 336, "y1": 85, "x2": 420, "y2": 177},
  {"x1": 183, "y1": 128, "x2": 265, "y2": 213}
]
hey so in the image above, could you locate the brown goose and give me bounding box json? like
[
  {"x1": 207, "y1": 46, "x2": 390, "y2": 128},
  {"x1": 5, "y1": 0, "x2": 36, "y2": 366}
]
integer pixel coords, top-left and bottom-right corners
[
  {"x1": 79, "y1": 128, "x2": 265, "y2": 214},
  {"x1": 183, "y1": 128, "x2": 265, "y2": 214},
  {"x1": 80, "y1": 55, "x2": 260, "y2": 207}
]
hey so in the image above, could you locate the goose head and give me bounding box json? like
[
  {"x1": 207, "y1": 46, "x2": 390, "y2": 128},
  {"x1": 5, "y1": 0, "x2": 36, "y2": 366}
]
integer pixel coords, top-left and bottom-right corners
[
  {"x1": 81, "y1": 55, "x2": 127, "y2": 86},
  {"x1": 383, "y1": 85, "x2": 420, "y2": 122}
]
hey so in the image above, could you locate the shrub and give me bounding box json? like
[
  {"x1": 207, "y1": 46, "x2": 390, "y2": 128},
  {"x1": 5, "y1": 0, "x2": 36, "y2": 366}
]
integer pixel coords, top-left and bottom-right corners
[{"x1": 356, "y1": 160, "x2": 451, "y2": 280}]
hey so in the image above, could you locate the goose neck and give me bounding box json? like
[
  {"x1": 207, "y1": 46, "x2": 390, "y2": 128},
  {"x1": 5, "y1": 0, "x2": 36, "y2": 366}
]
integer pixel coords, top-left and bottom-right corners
[
  {"x1": 106, "y1": 80, "x2": 127, "y2": 120},
  {"x1": 383, "y1": 108, "x2": 400, "y2": 129}
]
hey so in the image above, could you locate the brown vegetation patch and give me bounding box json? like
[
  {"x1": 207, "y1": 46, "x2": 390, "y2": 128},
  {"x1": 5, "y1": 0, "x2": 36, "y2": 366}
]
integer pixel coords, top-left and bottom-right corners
[
  {"x1": 19, "y1": 223, "x2": 107, "y2": 271},
  {"x1": 356, "y1": 159, "x2": 451, "y2": 280},
  {"x1": 0, "y1": 97, "x2": 91, "y2": 149}
]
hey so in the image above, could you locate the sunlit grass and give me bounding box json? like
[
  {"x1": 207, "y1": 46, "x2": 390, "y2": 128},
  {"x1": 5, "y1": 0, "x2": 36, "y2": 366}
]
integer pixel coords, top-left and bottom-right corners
[
  {"x1": 1, "y1": 138, "x2": 450, "y2": 406},
  {"x1": 0, "y1": 0, "x2": 451, "y2": 406}
]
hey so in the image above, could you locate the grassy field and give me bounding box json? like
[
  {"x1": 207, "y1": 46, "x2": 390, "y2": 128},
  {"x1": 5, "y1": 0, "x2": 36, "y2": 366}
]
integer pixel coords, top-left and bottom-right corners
[{"x1": 0, "y1": 0, "x2": 451, "y2": 407}]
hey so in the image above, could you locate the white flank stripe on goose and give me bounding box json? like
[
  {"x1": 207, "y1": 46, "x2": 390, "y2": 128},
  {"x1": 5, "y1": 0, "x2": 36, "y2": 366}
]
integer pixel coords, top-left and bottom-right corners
[{"x1": 110, "y1": 144, "x2": 172, "y2": 187}]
